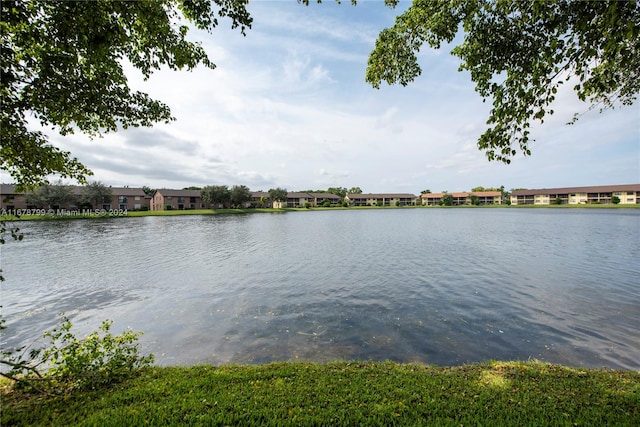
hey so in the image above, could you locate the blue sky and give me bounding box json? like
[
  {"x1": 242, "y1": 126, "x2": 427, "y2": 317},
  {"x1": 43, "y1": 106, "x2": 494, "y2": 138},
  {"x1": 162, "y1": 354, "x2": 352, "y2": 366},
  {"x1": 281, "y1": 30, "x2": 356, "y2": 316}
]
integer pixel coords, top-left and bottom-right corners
[{"x1": 33, "y1": 1, "x2": 640, "y2": 192}]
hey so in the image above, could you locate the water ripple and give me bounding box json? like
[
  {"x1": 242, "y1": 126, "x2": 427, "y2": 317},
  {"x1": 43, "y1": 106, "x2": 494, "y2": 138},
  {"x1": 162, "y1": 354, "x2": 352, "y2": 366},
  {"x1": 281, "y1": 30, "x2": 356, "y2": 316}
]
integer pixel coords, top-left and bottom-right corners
[{"x1": 2, "y1": 209, "x2": 639, "y2": 370}]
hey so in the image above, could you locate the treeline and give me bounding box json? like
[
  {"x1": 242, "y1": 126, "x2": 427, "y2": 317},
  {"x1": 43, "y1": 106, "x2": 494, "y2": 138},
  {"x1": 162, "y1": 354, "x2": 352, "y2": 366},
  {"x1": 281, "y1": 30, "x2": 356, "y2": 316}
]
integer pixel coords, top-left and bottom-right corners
[
  {"x1": 23, "y1": 181, "x2": 115, "y2": 209},
  {"x1": 198, "y1": 185, "x2": 364, "y2": 208}
]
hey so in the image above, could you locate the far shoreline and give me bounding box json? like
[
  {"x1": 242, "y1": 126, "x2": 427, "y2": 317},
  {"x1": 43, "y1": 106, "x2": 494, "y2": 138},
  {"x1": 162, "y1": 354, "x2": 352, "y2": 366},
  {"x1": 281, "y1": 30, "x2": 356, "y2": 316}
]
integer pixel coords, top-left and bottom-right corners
[{"x1": 1, "y1": 203, "x2": 639, "y2": 222}]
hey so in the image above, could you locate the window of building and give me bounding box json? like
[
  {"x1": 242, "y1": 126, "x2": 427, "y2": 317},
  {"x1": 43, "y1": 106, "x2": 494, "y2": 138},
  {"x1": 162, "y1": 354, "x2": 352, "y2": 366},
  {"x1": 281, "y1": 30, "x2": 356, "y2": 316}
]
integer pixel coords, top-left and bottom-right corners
[{"x1": 118, "y1": 195, "x2": 127, "y2": 203}]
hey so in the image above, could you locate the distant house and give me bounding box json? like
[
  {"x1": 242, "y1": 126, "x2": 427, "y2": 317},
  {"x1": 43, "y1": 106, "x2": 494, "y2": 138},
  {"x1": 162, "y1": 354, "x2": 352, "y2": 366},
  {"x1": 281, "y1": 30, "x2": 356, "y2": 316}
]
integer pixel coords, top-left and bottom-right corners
[
  {"x1": 345, "y1": 193, "x2": 418, "y2": 207},
  {"x1": 1, "y1": 184, "x2": 151, "y2": 211},
  {"x1": 109, "y1": 187, "x2": 150, "y2": 211},
  {"x1": 306, "y1": 192, "x2": 342, "y2": 207},
  {"x1": 0, "y1": 184, "x2": 28, "y2": 210},
  {"x1": 421, "y1": 191, "x2": 502, "y2": 206},
  {"x1": 250, "y1": 192, "x2": 271, "y2": 208},
  {"x1": 150, "y1": 189, "x2": 209, "y2": 211},
  {"x1": 510, "y1": 184, "x2": 640, "y2": 205}
]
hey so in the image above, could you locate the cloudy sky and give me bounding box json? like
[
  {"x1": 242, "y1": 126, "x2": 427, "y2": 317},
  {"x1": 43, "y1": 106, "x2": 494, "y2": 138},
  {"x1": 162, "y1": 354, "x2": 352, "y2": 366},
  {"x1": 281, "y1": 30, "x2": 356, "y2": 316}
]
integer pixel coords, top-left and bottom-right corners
[{"x1": 32, "y1": 1, "x2": 640, "y2": 193}]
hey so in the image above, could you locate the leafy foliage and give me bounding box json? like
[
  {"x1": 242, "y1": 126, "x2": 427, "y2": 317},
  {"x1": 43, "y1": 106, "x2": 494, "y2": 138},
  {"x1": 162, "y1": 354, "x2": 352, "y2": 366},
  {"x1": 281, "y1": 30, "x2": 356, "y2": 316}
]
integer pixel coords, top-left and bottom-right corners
[
  {"x1": 81, "y1": 181, "x2": 113, "y2": 209},
  {"x1": 440, "y1": 193, "x2": 453, "y2": 206},
  {"x1": 201, "y1": 185, "x2": 231, "y2": 208},
  {"x1": 366, "y1": 0, "x2": 640, "y2": 162},
  {"x1": 141, "y1": 186, "x2": 155, "y2": 197},
  {"x1": 1, "y1": 0, "x2": 253, "y2": 187},
  {"x1": 268, "y1": 187, "x2": 288, "y2": 202},
  {"x1": 230, "y1": 185, "x2": 252, "y2": 207},
  {"x1": 1, "y1": 316, "x2": 153, "y2": 393},
  {"x1": 25, "y1": 181, "x2": 77, "y2": 208},
  {"x1": 327, "y1": 187, "x2": 348, "y2": 198}
]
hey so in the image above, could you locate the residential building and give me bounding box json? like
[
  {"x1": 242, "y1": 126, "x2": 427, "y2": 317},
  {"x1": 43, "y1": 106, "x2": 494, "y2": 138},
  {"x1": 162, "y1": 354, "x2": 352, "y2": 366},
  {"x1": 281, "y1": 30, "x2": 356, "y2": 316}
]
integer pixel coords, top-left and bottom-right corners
[
  {"x1": 281, "y1": 192, "x2": 340, "y2": 208},
  {"x1": 109, "y1": 187, "x2": 150, "y2": 211},
  {"x1": 345, "y1": 193, "x2": 418, "y2": 207},
  {"x1": 0, "y1": 184, "x2": 28, "y2": 210},
  {"x1": 150, "y1": 189, "x2": 209, "y2": 211},
  {"x1": 1, "y1": 184, "x2": 151, "y2": 211},
  {"x1": 421, "y1": 191, "x2": 502, "y2": 206},
  {"x1": 510, "y1": 184, "x2": 640, "y2": 205}
]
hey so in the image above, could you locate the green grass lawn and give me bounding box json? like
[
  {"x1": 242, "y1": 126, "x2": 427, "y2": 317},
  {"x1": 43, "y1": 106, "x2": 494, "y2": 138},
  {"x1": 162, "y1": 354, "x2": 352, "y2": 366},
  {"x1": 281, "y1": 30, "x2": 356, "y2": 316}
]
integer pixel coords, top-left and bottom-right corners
[{"x1": 2, "y1": 361, "x2": 638, "y2": 426}]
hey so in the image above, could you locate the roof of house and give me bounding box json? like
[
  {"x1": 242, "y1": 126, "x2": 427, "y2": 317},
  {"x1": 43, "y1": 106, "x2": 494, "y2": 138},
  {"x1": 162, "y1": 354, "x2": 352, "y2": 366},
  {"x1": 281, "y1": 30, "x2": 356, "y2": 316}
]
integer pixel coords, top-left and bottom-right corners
[
  {"x1": 110, "y1": 187, "x2": 147, "y2": 197},
  {"x1": 422, "y1": 191, "x2": 501, "y2": 198},
  {"x1": 0, "y1": 184, "x2": 19, "y2": 195},
  {"x1": 154, "y1": 189, "x2": 202, "y2": 198},
  {"x1": 307, "y1": 192, "x2": 342, "y2": 199},
  {"x1": 511, "y1": 184, "x2": 640, "y2": 196},
  {"x1": 472, "y1": 191, "x2": 502, "y2": 197}
]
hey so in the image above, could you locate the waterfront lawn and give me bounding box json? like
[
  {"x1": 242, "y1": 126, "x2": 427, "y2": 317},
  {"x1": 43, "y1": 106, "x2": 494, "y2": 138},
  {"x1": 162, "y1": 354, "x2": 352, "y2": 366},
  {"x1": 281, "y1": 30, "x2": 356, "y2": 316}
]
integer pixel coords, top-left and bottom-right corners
[{"x1": 2, "y1": 361, "x2": 638, "y2": 426}]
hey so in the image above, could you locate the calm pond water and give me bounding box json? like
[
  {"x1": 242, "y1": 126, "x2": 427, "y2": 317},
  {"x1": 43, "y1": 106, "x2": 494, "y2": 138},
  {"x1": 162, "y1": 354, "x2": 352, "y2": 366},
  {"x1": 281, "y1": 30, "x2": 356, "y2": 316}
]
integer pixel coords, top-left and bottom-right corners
[{"x1": 1, "y1": 209, "x2": 639, "y2": 370}]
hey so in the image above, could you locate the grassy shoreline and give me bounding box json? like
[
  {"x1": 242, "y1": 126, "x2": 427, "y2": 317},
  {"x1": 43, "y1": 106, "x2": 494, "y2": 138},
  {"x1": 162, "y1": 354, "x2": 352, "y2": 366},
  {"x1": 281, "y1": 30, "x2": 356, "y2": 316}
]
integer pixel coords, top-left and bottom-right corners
[
  {"x1": 2, "y1": 360, "x2": 638, "y2": 426},
  {"x1": 1, "y1": 203, "x2": 638, "y2": 222}
]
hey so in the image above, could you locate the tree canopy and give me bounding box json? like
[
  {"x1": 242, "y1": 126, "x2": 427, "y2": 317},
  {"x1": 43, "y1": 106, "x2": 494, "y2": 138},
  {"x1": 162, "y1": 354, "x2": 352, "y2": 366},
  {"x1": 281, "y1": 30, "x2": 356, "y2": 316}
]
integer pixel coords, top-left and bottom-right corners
[
  {"x1": 1, "y1": 0, "x2": 253, "y2": 188},
  {"x1": 81, "y1": 181, "x2": 113, "y2": 209},
  {"x1": 230, "y1": 185, "x2": 251, "y2": 207},
  {"x1": 201, "y1": 185, "x2": 231, "y2": 208},
  {"x1": 366, "y1": 0, "x2": 640, "y2": 163},
  {"x1": 268, "y1": 188, "x2": 288, "y2": 202}
]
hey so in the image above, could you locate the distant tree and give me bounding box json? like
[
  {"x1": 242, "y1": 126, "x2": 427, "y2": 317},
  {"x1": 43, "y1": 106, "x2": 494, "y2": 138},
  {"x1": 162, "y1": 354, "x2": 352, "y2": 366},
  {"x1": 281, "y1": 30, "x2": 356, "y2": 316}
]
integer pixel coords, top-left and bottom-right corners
[
  {"x1": 258, "y1": 195, "x2": 269, "y2": 208},
  {"x1": 26, "y1": 181, "x2": 77, "y2": 208},
  {"x1": 612, "y1": 196, "x2": 621, "y2": 205},
  {"x1": 348, "y1": 187, "x2": 363, "y2": 194},
  {"x1": 183, "y1": 186, "x2": 202, "y2": 190},
  {"x1": 327, "y1": 187, "x2": 348, "y2": 198},
  {"x1": 553, "y1": 197, "x2": 563, "y2": 205},
  {"x1": 81, "y1": 181, "x2": 113, "y2": 209},
  {"x1": 440, "y1": 193, "x2": 454, "y2": 207},
  {"x1": 421, "y1": 189, "x2": 431, "y2": 194},
  {"x1": 366, "y1": 0, "x2": 640, "y2": 163},
  {"x1": 201, "y1": 185, "x2": 231, "y2": 209},
  {"x1": 268, "y1": 187, "x2": 288, "y2": 202},
  {"x1": 230, "y1": 185, "x2": 251, "y2": 208},
  {"x1": 472, "y1": 186, "x2": 502, "y2": 192},
  {"x1": 469, "y1": 195, "x2": 480, "y2": 206},
  {"x1": 141, "y1": 186, "x2": 155, "y2": 197}
]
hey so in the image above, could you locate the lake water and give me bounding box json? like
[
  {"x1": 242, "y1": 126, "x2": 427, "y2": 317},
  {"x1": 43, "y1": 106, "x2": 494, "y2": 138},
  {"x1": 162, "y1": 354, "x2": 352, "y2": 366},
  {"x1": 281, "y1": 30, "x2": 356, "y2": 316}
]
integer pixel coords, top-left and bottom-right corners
[{"x1": 1, "y1": 209, "x2": 639, "y2": 370}]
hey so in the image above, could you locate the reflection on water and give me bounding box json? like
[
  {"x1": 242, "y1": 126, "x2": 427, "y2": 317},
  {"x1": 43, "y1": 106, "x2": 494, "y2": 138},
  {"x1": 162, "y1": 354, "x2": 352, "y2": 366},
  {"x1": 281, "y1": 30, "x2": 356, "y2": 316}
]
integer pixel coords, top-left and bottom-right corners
[{"x1": 2, "y1": 209, "x2": 639, "y2": 370}]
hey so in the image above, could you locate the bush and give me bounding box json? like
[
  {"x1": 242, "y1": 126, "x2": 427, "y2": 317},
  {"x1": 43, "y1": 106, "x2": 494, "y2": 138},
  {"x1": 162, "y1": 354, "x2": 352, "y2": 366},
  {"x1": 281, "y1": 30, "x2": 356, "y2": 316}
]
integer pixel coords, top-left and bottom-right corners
[
  {"x1": 304, "y1": 202, "x2": 311, "y2": 209},
  {"x1": 1, "y1": 317, "x2": 154, "y2": 393}
]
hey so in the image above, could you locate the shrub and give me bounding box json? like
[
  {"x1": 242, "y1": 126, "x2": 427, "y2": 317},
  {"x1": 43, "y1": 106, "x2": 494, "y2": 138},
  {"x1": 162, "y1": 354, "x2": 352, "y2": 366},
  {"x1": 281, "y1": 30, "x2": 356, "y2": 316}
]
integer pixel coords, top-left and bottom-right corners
[{"x1": 1, "y1": 317, "x2": 154, "y2": 393}]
